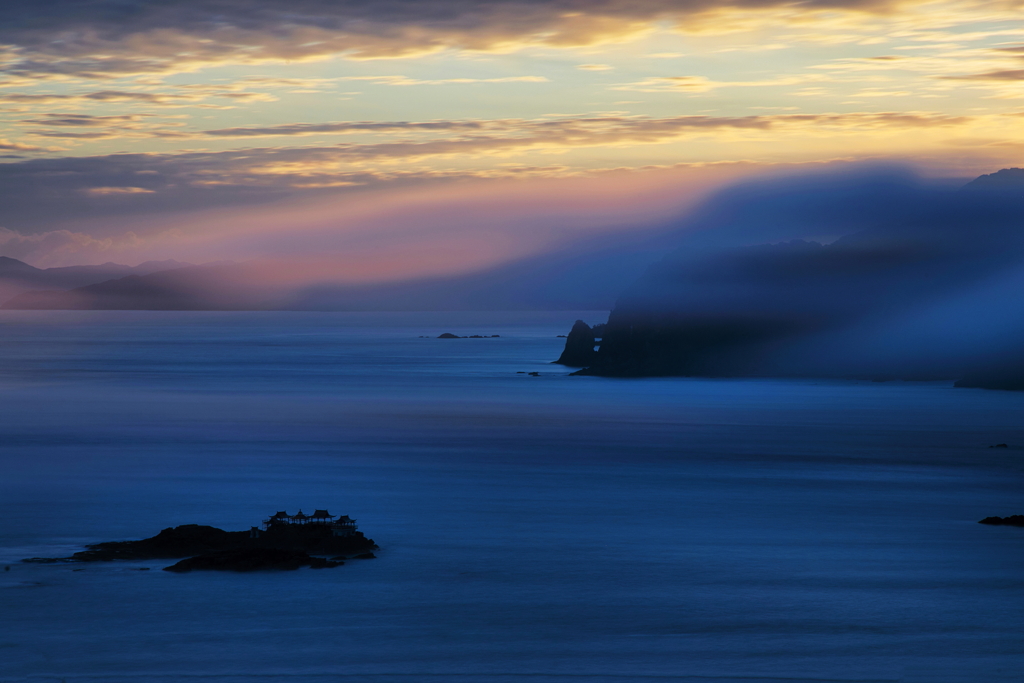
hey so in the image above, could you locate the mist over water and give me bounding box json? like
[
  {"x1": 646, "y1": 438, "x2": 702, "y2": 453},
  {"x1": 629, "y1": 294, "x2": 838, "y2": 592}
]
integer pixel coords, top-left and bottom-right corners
[{"x1": 1, "y1": 311, "x2": 1023, "y2": 683}]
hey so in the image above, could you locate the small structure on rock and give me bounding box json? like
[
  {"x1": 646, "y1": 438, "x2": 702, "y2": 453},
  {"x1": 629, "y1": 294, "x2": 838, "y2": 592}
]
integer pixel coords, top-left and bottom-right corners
[{"x1": 259, "y1": 509, "x2": 359, "y2": 538}]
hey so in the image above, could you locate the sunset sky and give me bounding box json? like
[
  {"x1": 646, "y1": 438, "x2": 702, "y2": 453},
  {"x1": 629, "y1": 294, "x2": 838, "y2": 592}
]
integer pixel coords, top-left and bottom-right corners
[{"x1": 1, "y1": 0, "x2": 1023, "y2": 271}]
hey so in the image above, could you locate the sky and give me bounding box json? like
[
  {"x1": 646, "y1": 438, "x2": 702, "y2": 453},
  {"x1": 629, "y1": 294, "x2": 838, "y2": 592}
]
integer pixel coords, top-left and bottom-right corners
[{"x1": 1, "y1": 0, "x2": 1023, "y2": 271}]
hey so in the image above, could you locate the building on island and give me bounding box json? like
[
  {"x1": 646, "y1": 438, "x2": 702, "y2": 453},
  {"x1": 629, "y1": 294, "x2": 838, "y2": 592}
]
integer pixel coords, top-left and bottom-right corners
[
  {"x1": 332, "y1": 515, "x2": 357, "y2": 537},
  {"x1": 259, "y1": 509, "x2": 359, "y2": 538}
]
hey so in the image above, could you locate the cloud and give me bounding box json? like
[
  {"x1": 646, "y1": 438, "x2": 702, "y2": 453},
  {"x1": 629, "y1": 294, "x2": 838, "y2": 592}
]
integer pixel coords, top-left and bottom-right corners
[
  {"x1": 0, "y1": 108, "x2": 986, "y2": 232},
  {"x1": 942, "y1": 69, "x2": 1024, "y2": 81},
  {"x1": 0, "y1": 0, "x2": 985, "y2": 79},
  {"x1": 27, "y1": 130, "x2": 124, "y2": 140},
  {"x1": 0, "y1": 138, "x2": 47, "y2": 152},
  {"x1": 195, "y1": 112, "x2": 785, "y2": 140},
  {"x1": 0, "y1": 91, "x2": 171, "y2": 104},
  {"x1": 21, "y1": 114, "x2": 148, "y2": 127},
  {"x1": 199, "y1": 120, "x2": 495, "y2": 138},
  {"x1": 86, "y1": 186, "x2": 156, "y2": 195},
  {"x1": 616, "y1": 75, "x2": 717, "y2": 92},
  {"x1": 0, "y1": 226, "x2": 134, "y2": 263},
  {"x1": 0, "y1": 88, "x2": 276, "y2": 108},
  {"x1": 336, "y1": 75, "x2": 549, "y2": 86},
  {"x1": 612, "y1": 73, "x2": 828, "y2": 92},
  {"x1": 52, "y1": 109, "x2": 975, "y2": 146},
  {"x1": 10, "y1": 111, "x2": 187, "y2": 142}
]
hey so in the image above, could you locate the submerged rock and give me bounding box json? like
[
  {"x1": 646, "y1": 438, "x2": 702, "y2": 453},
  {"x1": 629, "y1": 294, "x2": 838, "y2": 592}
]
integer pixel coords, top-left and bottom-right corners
[{"x1": 163, "y1": 548, "x2": 342, "y2": 573}]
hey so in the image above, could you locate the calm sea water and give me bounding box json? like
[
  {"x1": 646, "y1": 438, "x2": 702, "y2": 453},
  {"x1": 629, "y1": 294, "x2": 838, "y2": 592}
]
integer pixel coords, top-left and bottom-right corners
[{"x1": 1, "y1": 311, "x2": 1023, "y2": 683}]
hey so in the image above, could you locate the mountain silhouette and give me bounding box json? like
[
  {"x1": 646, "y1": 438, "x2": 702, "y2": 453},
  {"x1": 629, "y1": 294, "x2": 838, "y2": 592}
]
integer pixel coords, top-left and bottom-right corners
[
  {"x1": 1, "y1": 223, "x2": 686, "y2": 311},
  {"x1": 0, "y1": 257, "x2": 193, "y2": 305}
]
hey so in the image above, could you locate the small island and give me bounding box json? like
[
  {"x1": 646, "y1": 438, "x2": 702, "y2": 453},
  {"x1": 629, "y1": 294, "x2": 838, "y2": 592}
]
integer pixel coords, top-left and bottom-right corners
[
  {"x1": 23, "y1": 508, "x2": 378, "y2": 572},
  {"x1": 437, "y1": 333, "x2": 500, "y2": 338}
]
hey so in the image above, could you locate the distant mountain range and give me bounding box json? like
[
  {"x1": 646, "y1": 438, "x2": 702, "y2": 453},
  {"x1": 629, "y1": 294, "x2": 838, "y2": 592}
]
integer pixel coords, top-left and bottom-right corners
[
  {"x1": 0, "y1": 224, "x2": 686, "y2": 312},
  {"x1": 0, "y1": 257, "x2": 193, "y2": 306}
]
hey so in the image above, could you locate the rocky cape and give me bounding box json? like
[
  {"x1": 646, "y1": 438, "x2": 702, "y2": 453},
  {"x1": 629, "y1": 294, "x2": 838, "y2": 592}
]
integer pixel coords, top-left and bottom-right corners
[
  {"x1": 552, "y1": 319, "x2": 605, "y2": 367},
  {"x1": 553, "y1": 168, "x2": 1024, "y2": 390},
  {"x1": 22, "y1": 523, "x2": 378, "y2": 572},
  {"x1": 978, "y1": 515, "x2": 1024, "y2": 527}
]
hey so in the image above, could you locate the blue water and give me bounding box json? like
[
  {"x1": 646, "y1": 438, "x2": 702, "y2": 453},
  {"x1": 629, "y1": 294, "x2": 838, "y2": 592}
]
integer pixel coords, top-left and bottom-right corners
[{"x1": 1, "y1": 311, "x2": 1023, "y2": 683}]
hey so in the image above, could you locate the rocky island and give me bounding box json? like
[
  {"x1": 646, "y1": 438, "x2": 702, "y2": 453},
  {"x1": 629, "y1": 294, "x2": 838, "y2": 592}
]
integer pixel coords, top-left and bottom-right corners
[{"x1": 23, "y1": 509, "x2": 377, "y2": 572}]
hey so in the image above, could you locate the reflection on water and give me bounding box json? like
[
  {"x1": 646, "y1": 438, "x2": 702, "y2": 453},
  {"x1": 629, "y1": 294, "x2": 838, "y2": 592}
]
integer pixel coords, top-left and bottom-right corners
[{"x1": 1, "y1": 311, "x2": 1023, "y2": 683}]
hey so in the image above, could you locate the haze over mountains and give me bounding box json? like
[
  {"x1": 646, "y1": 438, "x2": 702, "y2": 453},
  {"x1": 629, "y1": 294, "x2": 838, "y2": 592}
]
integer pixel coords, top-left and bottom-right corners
[
  {"x1": 0, "y1": 257, "x2": 193, "y2": 306},
  {"x1": 0, "y1": 216, "x2": 689, "y2": 311},
  {"x1": 3, "y1": 167, "x2": 1024, "y2": 352}
]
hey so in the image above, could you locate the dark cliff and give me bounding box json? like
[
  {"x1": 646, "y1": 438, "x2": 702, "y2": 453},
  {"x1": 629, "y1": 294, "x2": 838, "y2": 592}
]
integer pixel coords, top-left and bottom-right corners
[{"x1": 553, "y1": 320, "x2": 598, "y2": 367}]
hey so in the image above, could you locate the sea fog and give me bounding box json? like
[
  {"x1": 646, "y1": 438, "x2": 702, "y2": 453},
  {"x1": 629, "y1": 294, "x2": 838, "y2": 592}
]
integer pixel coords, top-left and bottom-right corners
[{"x1": 1, "y1": 311, "x2": 1023, "y2": 683}]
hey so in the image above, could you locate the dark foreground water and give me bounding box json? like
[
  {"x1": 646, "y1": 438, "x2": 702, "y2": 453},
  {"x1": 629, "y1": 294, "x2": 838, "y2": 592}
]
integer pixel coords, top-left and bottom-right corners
[{"x1": 1, "y1": 311, "x2": 1023, "y2": 683}]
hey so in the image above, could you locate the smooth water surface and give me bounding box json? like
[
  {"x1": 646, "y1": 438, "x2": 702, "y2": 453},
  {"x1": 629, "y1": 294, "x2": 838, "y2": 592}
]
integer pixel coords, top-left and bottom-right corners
[{"x1": 1, "y1": 311, "x2": 1023, "y2": 683}]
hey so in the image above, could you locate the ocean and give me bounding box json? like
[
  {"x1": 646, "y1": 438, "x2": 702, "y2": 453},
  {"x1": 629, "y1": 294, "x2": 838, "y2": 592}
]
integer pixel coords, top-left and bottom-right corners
[{"x1": 1, "y1": 311, "x2": 1022, "y2": 683}]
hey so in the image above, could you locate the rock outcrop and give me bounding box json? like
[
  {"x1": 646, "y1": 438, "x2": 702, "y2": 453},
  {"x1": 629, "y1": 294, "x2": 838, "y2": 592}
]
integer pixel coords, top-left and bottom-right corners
[
  {"x1": 163, "y1": 548, "x2": 342, "y2": 573},
  {"x1": 552, "y1": 320, "x2": 598, "y2": 367},
  {"x1": 978, "y1": 515, "x2": 1024, "y2": 527},
  {"x1": 22, "y1": 523, "x2": 377, "y2": 564},
  {"x1": 955, "y1": 367, "x2": 1024, "y2": 391}
]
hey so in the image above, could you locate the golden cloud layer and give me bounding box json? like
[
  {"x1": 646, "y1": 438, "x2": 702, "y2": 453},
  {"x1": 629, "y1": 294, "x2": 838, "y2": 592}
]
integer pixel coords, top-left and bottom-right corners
[{"x1": 0, "y1": 0, "x2": 1019, "y2": 79}]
